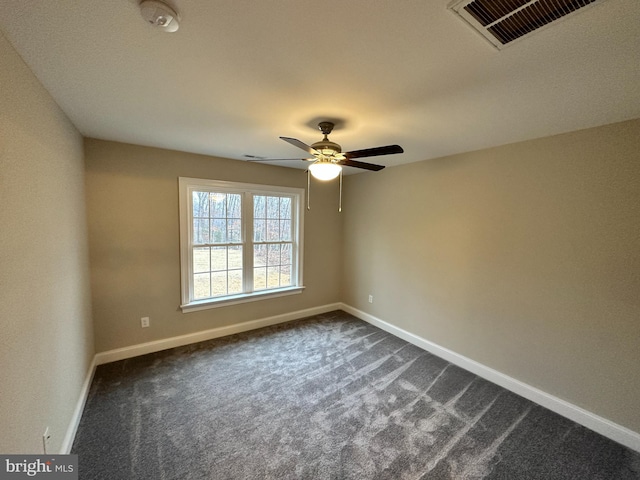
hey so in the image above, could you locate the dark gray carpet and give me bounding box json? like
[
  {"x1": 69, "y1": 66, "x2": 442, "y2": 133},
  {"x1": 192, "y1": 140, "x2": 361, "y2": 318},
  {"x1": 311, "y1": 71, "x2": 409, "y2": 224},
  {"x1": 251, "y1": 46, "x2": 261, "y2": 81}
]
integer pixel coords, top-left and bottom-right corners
[{"x1": 72, "y1": 310, "x2": 640, "y2": 479}]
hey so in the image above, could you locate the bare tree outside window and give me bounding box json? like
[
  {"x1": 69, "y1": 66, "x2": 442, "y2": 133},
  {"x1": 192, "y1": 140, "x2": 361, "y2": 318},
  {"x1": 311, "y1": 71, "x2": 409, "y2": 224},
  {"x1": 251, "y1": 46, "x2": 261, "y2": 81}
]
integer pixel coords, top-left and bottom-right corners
[
  {"x1": 192, "y1": 192, "x2": 243, "y2": 299},
  {"x1": 253, "y1": 195, "x2": 293, "y2": 291}
]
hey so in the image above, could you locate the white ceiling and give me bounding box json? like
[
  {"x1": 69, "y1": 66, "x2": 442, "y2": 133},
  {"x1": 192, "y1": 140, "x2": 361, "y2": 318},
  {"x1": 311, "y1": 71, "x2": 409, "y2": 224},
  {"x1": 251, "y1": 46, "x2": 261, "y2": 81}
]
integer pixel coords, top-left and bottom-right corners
[{"x1": 1, "y1": 0, "x2": 639, "y2": 172}]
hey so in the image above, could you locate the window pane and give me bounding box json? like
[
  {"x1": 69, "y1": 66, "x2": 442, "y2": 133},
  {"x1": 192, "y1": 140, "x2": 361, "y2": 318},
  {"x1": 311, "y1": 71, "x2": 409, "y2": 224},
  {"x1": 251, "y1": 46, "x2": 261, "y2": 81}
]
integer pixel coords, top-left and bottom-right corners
[
  {"x1": 254, "y1": 219, "x2": 266, "y2": 242},
  {"x1": 267, "y1": 220, "x2": 280, "y2": 242},
  {"x1": 280, "y1": 219, "x2": 292, "y2": 241},
  {"x1": 281, "y1": 264, "x2": 292, "y2": 286},
  {"x1": 194, "y1": 273, "x2": 211, "y2": 299},
  {"x1": 267, "y1": 196, "x2": 279, "y2": 219},
  {"x1": 254, "y1": 245, "x2": 266, "y2": 267},
  {"x1": 211, "y1": 219, "x2": 227, "y2": 243},
  {"x1": 193, "y1": 247, "x2": 210, "y2": 273},
  {"x1": 193, "y1": 219, "x2": 210, "y2": 244},
  {"x1": 281, "y1": 244, "x2": 292, "y2": 265},
  {"x1": 212, "y1": 271, "x2": 227, "y2": 296},
  {"x1": 254, "y1": 267, "x2": 266, "y2": 290},
  {"x1": 280, "y1": 197, "x2": 291, "y2": 219},
  {"x1": 254, "y1": 195, "x2": 266, "y2": 219},
  {"x1": 229, "y1": 246, "x2": 242, "y2": 269},
  {"x1": 227, "y1": 194, "x2": 242, "y2": 218},
  {"x1": 267, "y1": 266, "x2": 281, "y2": 288},
  {"x1": 267, "y1": 244, "x2": 281, "y2": 266},
  {"x1": 193, "y1": 192, "x2": 210, "y2": 217},
  {"x1": 211, "y1": 246, "x2": 227, "y2": 271},
  {"x1": 228, "y1": 270, "x2": 243, "y2": 295},
  {"x1": 228, "y1": 219, "x2": 241, "y2": 243},
  {"x1": 211, "y1": 193, "x2": 226, "y2": 218}
]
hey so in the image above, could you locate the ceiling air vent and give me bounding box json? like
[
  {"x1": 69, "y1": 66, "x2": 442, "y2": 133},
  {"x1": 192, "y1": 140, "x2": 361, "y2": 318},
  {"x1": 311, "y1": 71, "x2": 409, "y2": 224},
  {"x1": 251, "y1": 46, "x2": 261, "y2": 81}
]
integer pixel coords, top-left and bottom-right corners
[{"x1": 448, "y1": 0, "x2": 606, "y2": 49}]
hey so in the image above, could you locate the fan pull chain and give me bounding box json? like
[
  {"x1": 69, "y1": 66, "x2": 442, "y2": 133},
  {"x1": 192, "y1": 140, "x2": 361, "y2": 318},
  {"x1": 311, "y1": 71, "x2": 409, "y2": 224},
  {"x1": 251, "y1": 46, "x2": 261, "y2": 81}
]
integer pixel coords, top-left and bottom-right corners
[
  {"x1": 307, "y1": 169, "x2": 311, "y2": 211},
  {"x1": 339, "y1": 169, "x2": 343, "y2": 213}
]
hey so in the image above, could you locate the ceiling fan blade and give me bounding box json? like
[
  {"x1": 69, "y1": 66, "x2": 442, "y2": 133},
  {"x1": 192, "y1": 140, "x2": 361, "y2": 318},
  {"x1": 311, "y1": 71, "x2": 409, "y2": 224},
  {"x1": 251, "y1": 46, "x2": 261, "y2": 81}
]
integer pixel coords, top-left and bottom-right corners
[
  {"x1": 344, "y1": 144, "x2": 404, "y2": 160},
  {"x1": 338, "y1": 159, "x2": 385, "y2": 171},
  {"x1": 280, "y1": 137, "x2": 320, "y2": 156}
]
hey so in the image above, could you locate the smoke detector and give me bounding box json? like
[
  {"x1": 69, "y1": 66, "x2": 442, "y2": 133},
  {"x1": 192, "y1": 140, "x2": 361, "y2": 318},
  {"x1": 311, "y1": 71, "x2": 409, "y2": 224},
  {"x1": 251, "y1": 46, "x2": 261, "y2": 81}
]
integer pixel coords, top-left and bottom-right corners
[{"x1": 140, "y1": 0, "x2": 180, "y2": 33}]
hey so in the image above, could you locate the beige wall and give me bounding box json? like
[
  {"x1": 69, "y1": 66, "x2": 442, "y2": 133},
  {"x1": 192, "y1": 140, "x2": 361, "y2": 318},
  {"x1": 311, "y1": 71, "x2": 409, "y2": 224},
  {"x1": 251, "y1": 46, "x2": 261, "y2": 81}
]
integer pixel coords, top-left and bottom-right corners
[
  {"x1": 84, "y1": 139, "x2": 342, "y2": 352},
  {"x1": 342, "y1": 119, "x2": 640, "y2": 433},
  {"x1": 0, "y1": 33, "x2": 94, "y2": 453},
  {"x1": 4, "y1": 18, "x2": 636, "y2": 447}
]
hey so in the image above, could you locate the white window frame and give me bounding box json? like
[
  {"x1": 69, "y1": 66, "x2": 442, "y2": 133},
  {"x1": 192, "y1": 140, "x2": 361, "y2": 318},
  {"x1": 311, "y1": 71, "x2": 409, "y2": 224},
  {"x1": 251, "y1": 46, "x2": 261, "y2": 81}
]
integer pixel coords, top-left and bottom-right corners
[{"x1": 179, "y1": 177, "x2": 305, "y2": 312}]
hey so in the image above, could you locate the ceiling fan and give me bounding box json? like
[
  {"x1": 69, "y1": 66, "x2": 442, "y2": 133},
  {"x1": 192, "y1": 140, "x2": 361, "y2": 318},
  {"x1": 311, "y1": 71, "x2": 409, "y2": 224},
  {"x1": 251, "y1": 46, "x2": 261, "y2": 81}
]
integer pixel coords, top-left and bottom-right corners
[{"x1": 248, "y1": 121, "x2": 404, "y2": 181}]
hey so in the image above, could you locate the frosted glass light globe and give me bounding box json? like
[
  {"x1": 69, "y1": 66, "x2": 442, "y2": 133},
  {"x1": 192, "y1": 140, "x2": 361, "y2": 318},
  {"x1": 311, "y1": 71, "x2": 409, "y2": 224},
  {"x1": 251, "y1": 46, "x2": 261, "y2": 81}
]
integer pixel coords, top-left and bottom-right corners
[{"x1": 309, "y1": 162, "x2": 341, "y2": 181}]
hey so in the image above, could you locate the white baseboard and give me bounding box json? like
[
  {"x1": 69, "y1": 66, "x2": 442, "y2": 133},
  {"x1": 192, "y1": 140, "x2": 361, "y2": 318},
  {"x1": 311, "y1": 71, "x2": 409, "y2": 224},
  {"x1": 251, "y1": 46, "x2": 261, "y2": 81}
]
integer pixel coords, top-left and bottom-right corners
[
  {"x1": 95, "y1": 303, "x2": 342, "y2": 365},
  {"x1": 340, "y1": 303, "x2": 640, "y2": 454},
  {"x1": 60, "y1": 355, "x2": 97, "y2": 454}
]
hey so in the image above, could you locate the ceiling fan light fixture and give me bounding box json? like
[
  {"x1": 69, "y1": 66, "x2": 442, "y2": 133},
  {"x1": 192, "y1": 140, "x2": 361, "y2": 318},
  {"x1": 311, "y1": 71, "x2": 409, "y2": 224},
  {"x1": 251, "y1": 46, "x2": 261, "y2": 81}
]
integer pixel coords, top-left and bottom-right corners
[{"x1": 309, "y1": 161, "x2": 342, "y2": 181}]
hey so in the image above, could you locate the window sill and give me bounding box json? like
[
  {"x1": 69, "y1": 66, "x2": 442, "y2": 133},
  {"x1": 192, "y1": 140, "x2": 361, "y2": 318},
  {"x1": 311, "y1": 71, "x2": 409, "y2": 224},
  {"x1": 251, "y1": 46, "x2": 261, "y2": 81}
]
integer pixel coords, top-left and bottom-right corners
[{"x1": 180, "y1": 286, "x2": 305, "y2": 313}]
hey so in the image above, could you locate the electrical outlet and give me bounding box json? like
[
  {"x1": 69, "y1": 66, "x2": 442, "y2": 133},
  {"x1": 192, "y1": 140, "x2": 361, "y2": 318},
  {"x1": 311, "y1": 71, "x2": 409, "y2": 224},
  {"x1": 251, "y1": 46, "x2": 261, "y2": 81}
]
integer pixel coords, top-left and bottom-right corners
[
  {"x1": 43, "y1": 427, "x2": 51, "y2": 454},
  {"x1": 368, "y1": 295, "x2": 373, "y2": 304},
  {"x1": 141, "y1": 316, "x2": 150, "y2": 328}
]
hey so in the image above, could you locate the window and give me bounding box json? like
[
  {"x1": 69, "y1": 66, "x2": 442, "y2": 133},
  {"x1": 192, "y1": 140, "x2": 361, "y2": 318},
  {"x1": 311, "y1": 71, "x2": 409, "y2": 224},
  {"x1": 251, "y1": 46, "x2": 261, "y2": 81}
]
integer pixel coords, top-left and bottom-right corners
[{"x1": 179, "y1": 178, "x2": 304, "y2": 312}]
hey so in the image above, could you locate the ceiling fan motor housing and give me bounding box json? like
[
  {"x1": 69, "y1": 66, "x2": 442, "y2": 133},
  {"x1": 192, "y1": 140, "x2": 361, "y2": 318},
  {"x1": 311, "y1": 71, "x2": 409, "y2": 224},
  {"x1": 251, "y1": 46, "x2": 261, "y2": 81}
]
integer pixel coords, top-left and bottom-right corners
[
  {"x1": 312, "y1": 121, "x2": 342, "y2": 157},
  {"x1": 311, "y1": 139, "x2": 342, "y2": 157}
]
